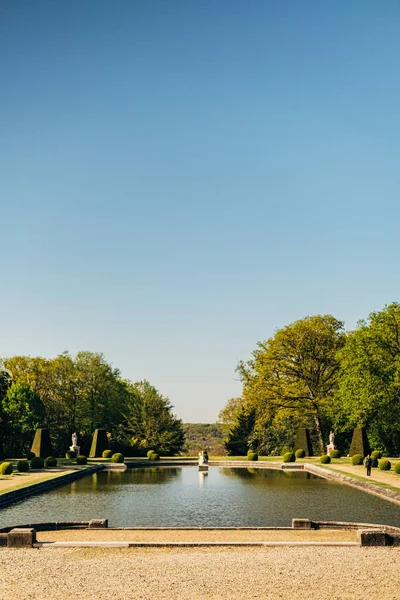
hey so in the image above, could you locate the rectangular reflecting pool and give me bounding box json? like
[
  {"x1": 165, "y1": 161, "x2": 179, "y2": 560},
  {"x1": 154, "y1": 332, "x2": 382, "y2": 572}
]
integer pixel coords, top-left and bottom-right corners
[{"x1": 1, "y1": 467, "x2": 399, "y2": 529}]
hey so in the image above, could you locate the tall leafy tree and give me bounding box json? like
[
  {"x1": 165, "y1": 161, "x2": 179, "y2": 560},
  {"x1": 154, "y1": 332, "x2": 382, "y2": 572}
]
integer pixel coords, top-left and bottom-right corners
[
  {"x1": 224, "y1": 406, "x2": 256, "y2": 455},
  {"x1": 238, "y1": 315, "x2": 346, "y2": 453},
  {"x1": 2, "y1": 382, "x2": 45, "y2": 456},
  {"x1": 335, "y1": 302, "x2": 400, "y2": 455}
]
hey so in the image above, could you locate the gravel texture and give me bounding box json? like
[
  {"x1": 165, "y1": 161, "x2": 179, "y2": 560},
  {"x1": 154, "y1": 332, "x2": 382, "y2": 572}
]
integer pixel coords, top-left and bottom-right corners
[{"x1": 0, "y1": 546, "x2": 398, "y2": 600}]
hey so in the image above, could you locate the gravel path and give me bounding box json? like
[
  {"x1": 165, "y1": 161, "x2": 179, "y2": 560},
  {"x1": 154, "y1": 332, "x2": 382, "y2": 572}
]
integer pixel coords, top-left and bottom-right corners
[{"x1": 0, "y1": 546, "x2": 398, "y2": 600}]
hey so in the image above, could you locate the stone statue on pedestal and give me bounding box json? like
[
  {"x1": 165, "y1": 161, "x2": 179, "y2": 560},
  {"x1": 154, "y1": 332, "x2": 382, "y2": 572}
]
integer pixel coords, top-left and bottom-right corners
[
  {"x1": 70, "y1": 432, "x2": 80, "y2": 457},
  {"x1": 326, "y1": 431, "x2": 336, "y2": 456}
]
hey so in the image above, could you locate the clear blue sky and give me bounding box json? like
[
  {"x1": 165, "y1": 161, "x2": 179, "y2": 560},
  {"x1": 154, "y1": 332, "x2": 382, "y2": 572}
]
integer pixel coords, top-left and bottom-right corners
[{"x1": 1, "y1": 1, "x2": 400, "y2": 423}]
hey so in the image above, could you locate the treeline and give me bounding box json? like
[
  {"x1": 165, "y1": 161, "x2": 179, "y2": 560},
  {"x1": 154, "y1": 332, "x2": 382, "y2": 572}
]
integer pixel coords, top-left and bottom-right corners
[
  {"x1": 0, "y1": 352, "x2": 185, "y2": 458},
  {"x1": 220, "y1": 302, "x2": 400, "y2": 457},
  {"x1": 182, "y1": 423, "x2": 226, "y2": 456}
]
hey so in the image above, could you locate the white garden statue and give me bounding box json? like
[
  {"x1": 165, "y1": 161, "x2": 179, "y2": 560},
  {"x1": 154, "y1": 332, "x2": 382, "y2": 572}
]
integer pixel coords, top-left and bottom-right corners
[
  {"x1": 326, "y1": 431, "x2": 335, "y2": 456},
  {"x1": 70, "y1": 432, "x2": 80, "y2": 457}
]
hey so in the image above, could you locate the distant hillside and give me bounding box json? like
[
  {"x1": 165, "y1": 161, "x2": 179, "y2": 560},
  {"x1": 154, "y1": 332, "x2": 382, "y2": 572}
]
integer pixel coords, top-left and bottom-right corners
[{"x1": 182, "y1": 423, "x2": 226, "y2": 456}]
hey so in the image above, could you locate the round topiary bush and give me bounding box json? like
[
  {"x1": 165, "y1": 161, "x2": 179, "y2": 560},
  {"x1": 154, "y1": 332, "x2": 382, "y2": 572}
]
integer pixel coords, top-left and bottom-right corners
[
  {"x1": 30, "y1": 456, "x2": 44, "y2": 469},
  {"x1": 65, "y1": 450, "x2": 76, "y2": 459},
  {"x1": 149, "y1": 452, "x2": 160, "y2": 461},
  {"x1": 295, "y1": 449, "x2": 306, "y2": 459},
  {"x1": 330, "y1": 449, "x2": 341, "y2": 459},
  {"x1": 147, "y1": 450, "x2": 155, "y2": 459},
  {"x1": 394, "y1": 462, "x2": 400, "y2": 475},
  {"x1": 76, "y1": 455, "x2": 87, "y2": 465},
  {"x1": 379, "y1": 459, "x2": 391, "y2": 471},
  {"x1": 371, "y1": 458, "x2": 378, "y2": 468},
  {"x1": 0, "y1": 461, "x2": 13, "y2": 475},
  {"x1": 320, "y1": 454, "x2": 331, "y2": 464},
  {"x1": 26, "y1": 451, "x2": 35, "y2": 461},
  {"x1": 247, "y1": 452, "x2": 258, "y2": 461},
  {"x1": 17, "y1": 460, "x2": 30, "y2": 472},
  {"x1": 371, "y1": 450, "x2": 382, "y2": 460},
  {"x1": 44, "y1": 456, "x2": 57, "y2": 468},
  {"x1": 351, "y1": 454, "x2": 364, "y2": 465},
  {"x1": 102, "y1": 449, "x2": 113, "y2": 459},
  {"x1": 282, "y1": 452, "x2": 296, "y2": 463},
  {"x1": 111, "y1": 453, "x2": 124, "y2": 463}
]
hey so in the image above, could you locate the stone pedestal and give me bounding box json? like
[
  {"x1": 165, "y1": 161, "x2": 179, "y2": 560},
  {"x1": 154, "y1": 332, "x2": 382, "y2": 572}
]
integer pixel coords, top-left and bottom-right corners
[
  {"x1": 70, "y1": 445, "x2": 80, "y2": 457},
  {"x1": 326, "y1": 443, "x2": 335, "y2": 456}
]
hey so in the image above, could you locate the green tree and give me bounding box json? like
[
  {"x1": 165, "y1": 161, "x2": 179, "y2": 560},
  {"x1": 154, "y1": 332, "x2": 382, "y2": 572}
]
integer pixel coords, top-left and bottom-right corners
[
  {"x1": 2, "y1": 382, "x2": 45, "y2": 456},
  {"x1": 238, "y1": 315, "x2": 346, "y2": 454},
  {"x1": 224, "y1": 406, "x2": 256, "y2": 455},
  {"x1": 335, "y1": 302, "x2": 400, "y2": 455},
  {"x1": 217, "y1": 397, "x2": 246, "y2": 435},
  {"x1": 126, "y1": 380, "x2": 185, "y2": 455}
]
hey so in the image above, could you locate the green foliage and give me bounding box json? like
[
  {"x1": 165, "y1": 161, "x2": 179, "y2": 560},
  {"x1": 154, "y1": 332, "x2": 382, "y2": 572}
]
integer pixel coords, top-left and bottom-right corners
[
  {"x1": 2, "y1": 382, "x2": 45, "y2": 457},
  {"x1": 26, "y1": 451, "x2": 35, "y2": 460},
  {"x1": 217, "y1": 397, "x2": 246, "y2": 436},
  {"x1": 379, "y1": 459, "x2": 391, "y2": 471},
  {"x1": 30, "y1": 456, "x2": 45, "y2": 469},
  {"x1": 294, "y1": 429, "x2": 313, "y2": 457},
  {"x1": 17, "y1": 460, "x2": 29, "y2": 472},
  {"x1": 394, "y1": 463, "x2": 400, "y2": 475},
  {"x1": 65, "y1": 450, "x2": 76, "y2": 459},
  {"x1": 102, "y1": 449, "x2": 113, "y2": 459},
  {"x1": 111, "y1": 453, "x2": 124, "y2": 463},
  {"x1": 335, "y1": 303, "x2": 400, "y2": 456},
  {"x1": 282, "y1": 452, "x2": 296, "y2": 463},
  {"x1": 238, "y1": 315, "x2": 345, "y2": 454},
  {"x1": 349, "y1": 428, "x2": 370, "y2": 457},
  {"x1": 224, "y1": 407, "x2": 256, "y2": 456},
  {"x1": 149, "y1": 452, "x2": 160, "y2": 461},
  {"x1": 320, "y1": 454, "x2": 331, "y2": 464},
  {"x1": 330, "y1": 449, "x2": 341, "y2": 458},
  {"x1": 0, "y1": 461, "x2": 13, "y2": 475},
  {"x1": 44, "y1": 456, "x2": 57, "y2": 468},
  {"x1": 295, "y1": 449, "x2": 306, "y2": 458},
  {"x1": 247, "y1": 451, "x2": 258, "y2": 461},
  {"x1": 76, "y1": 455, "x2": 87, "y2": 465},
  {"x1": 183, "y1": 423, "x2": 225, "y2": 456},
  {"x1": 371, "y1": 450, "x2": 382, "y2": 460},
  {"x1": 351, "y1": 454, "x2": 364, "y2": 465},
  {"x1": 147, "y1": 450, "x2": 155, "y2": 459}
]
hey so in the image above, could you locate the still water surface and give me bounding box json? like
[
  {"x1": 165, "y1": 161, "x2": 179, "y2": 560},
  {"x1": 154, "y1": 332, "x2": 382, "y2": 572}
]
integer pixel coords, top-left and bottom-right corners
[{"x1": 1, "y1": 467, "x2": 399, "y2": 528}]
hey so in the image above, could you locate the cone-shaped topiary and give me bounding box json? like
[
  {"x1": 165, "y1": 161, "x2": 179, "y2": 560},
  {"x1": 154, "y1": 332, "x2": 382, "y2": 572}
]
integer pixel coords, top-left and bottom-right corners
[
  {"x1": 31, "y1": 428, "x2": 53, "y2": 459},
  {"x1": 294, "y1": 428, "x2": 313, "y2": 457},
  {"x1": 44, "y1": 456, "x2": 57, "y2": 468},
  {"x1": 0, "y1": 461, "x2": 13, "y2": 475},
  {"x1": 76, "y1": 455, "x2": 87, "y2": 465},
  {"x1": 102, "y1": 450, "x2": 113, "y2": 459},
  {"x1": 111, "y1": 453, "x2": 124, "y2": 463},
  {"x1": 379, "y1": 459, "x2": 391, "y2": 471},
  {"x1": 17, "y1": 460, "x2": 30, "y2": 472},
  {"x1": 89, "y1": 429, "x2": 108, "y2": 458},
  {"x1": 295, "y1": 449, "x2": 306, "y2": 458},
  {"x1": 320, "y1": 455, "x2": 331, "y2": 464},
  {"x1": 349, "y1": 427, "x2": 370, "y2": 457},
  {"x1": 283, "y1": 452, "x2": 296, "y2": 463},
  {"x1": 30, "y1": 456, "x2": 44, "y2": 469},
  {"x1": 351, "y1": 454, "x2": 364, "y2": 465},
  {"x1": 247, "y1": 452, "x2": 258, "y2": 461}
]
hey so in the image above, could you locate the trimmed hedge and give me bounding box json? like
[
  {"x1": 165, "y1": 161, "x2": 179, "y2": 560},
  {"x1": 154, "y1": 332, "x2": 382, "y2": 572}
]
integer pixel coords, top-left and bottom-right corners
[
  {"x1": 102, "y1": 450, "x2": 113, "y2": 459},
  {"x1": 66, "y1": 450, "x2": 76, "y2": 459},
  {"x1": 0, "y1": 461, "x2": 13, "y2": 475},
  {"x1": 31, "y1": 428, "x2": 53, "y2": 459},
  {"x1": 147, "y1": 450, "x2": 155, "y2": 459},
  {"x1": 17, "y1": 460, "x2": 30, "y2": 472},
  {"x1": 371, "y1": 450, "x2": 382, "y2": 460},
  {"x1": 349, "y1": 427, "x2": 370, "y2": 457},
  {"x1": 44, "y1": 456, "x2": 57, "y2": 468},
  {"x1": 320, "y1": 454, "x2": 331, "y2": 464},
  {"x1": 379, "y1": 459, "x2": 391, "y2": 471},
  {"x1": 111, "y1": 453, "x2": 124, "y2": 463},
  {"x1": 394, "y1": 463, "x2": 400, "y2": 475},
  {"x1": 76, "y1": 455, "x2": 87, "y2": 465},
  {"x1": 247, "y1": 452, "x2": 258, "y2": 461},
  {"x1": 330, "y1": 449, "x2": 341, "y2": 459},
  {"x1": 30, "y1": 456, "x2": 45, "y2": 469},
  {"x1": 282, "y1": 452, "x2": 296, "y2": 463},
  {"x1": 26, "y1": 451, "x2": 35, "y2": 461},
  {"x1": 294, "y1": 428, "x2": 313, "y2": 456},
  {"x1": 351, "y1": 454, "x2": 364, "y2": 466},
  {"x1": 295, "y1": 449, "x2": 306, "y2": 459},
  {"x1": 149, "y1": 452, "x2": 160, "y2": 461}
]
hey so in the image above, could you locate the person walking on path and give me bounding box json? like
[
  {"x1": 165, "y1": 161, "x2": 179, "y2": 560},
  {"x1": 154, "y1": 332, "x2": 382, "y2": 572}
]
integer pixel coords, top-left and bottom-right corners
[{"x1": 365, "y1": 454, "x2": 373, "y2": 477}]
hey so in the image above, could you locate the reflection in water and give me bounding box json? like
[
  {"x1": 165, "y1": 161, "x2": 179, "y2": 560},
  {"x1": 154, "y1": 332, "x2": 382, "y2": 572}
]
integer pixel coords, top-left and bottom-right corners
[{"x1": 1, "y1": 466, "x2": 399, "y2": 529}]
